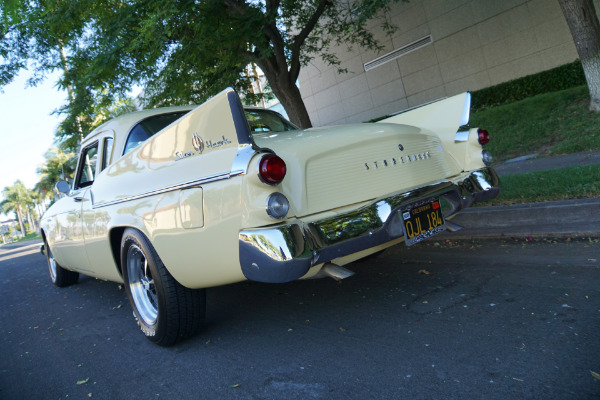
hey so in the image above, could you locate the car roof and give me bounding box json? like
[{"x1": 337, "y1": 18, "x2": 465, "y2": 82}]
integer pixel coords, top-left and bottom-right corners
[{"x1": 81, "y1": 105, "x2": 196, "y2": 147}]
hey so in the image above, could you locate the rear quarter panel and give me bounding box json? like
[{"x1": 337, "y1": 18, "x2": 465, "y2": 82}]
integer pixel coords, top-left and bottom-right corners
[{"x1": 87, "y1": 90, "x2": 249, "y2": 288}]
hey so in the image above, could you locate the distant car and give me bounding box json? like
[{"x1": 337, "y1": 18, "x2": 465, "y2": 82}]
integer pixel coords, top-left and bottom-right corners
[{"x1": 40, "y1": 88, "x2": 500, "y2": 345}]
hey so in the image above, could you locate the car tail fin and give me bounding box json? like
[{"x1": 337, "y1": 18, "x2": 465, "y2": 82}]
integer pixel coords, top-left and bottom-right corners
[{"x1": 377, "y1": 92, "x2": 471, "y2": 133}]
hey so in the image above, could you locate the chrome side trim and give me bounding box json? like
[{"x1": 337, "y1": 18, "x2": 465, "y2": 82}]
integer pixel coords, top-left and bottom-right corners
[
  {"x1": 93, "y1": 143, "x2": 259, "y2": 209},
  {"x1": 92, "y1": 171, "x2": 237, "y2": 209},
  {"x1": 93, "y1": 92, "x2": 261, "y2": 209},
  {"x1": 460, "y1": 92, "x2": 471, "y2": 126},
  {"x1": 231, "y1": 144, "x2": 258, "y2": 175},
  {"x1": 454, "y1": 130, "x2": 470, "y2": 142},
  {"x1": 239, "y1": 167, "x2": 501, "y2": 283}
]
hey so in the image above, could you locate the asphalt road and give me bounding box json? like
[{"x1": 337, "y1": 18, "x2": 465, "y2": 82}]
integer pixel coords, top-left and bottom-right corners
[{"x1": 1, "y1": 238, "x2": 599, "y2": 400}]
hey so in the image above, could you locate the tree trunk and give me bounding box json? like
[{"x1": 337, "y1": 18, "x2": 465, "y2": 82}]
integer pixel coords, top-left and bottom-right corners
[
  {"x1": 257, "y1": 60, "x2": 313, "y2": 128},
  {"x1": 271, "y1": 81, "x2": 313, "y2": 128},
  {"x1": 16, "y1": 208, "x2": 26, "y2": 238},
  {"x1": 26, "y1": 207, "x2": 39, "y2": 233},
  {"x1": 559, "y1": 0, "x2": 600, "y2": 111}
]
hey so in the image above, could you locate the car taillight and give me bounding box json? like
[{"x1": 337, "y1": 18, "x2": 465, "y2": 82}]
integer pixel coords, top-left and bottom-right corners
[
  {"x1": 477, "y1": 129, "x2": 490, "y2": 145},
  {"x1": 258, "y1": 154, "x2": 286, "y2": 185}
]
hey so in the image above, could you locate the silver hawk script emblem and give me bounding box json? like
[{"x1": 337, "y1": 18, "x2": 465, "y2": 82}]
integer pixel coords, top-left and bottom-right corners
[
  {"x1": 175, "y1": 133, "x2": 232, "y2": 161},
  {"x1": 192, "y1": 133, "x2": 204, "y2": 153}
]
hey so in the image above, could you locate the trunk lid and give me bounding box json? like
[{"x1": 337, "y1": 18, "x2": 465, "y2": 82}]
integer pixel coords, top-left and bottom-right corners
[{"x1": 252, "y1": 123, "x2": 462, "y2": 217}]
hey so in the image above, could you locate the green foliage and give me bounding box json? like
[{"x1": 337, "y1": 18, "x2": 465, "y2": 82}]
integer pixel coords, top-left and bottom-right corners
[
  {"x1": 0, "y1": 0, "x2": 89, "y2": 87},
  {"x1": 14, "y1": 232, "x2": 42, "y2": 243},
  {"x1": 470, "y1": 85, "x2": 600, "y2": 162},
  {"x1": 36, "y1": 147, "x2": 77, "y2": 195},
  {"x1": 471, "y1": 61, "x2": 586, "y2": 110},
  {"x1": 2, "y1": 0, "x2": 406, "y2": 130},
  {"x1": 1, "y1": 180, "x2": 33, "y2": 235}
]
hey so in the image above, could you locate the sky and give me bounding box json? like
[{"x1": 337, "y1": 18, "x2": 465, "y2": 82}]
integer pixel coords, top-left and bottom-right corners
[{"x1": 0, "y1": 70, "x2": 66, "y2": 217}]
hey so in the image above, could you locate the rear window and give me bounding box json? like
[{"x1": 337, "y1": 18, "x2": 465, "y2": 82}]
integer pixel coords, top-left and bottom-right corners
[
  {"x1": 245, "y1": 109, "x2": 298, "y2": 133},
  {"x1": 123, "y1": 112, "x2": 189, "y2": 155}
]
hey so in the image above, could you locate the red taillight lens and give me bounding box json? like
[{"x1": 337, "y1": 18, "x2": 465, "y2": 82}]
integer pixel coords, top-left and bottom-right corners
[
  {"x1": 477, "y1": 128, "x2": 490, "y2": 145},
  {"x1": 259, "y1": 154, "x2": 286, "y2": 185}
]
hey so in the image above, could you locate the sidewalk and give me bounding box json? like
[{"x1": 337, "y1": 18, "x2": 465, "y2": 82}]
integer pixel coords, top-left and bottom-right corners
[
  {"x1": 441, "y1": 150, "x2": 600, "y2": 239},
  {"x1": 493, "y1": 150, "x2": 600, "y2": 176}
]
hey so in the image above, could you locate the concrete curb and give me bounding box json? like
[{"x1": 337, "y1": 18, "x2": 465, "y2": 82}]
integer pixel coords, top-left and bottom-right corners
[
  {"x1": 437, "y1": 150, "x2": 600, "y2": 240},
  {"x1": 439, "y1": 198, "x2": 600, "y2": 240},
  {"x1": 493, "y1": 150, "x2": 600, "y2": 176}
]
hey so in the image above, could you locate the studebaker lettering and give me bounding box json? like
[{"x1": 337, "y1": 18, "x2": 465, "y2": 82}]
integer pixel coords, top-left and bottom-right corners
[{"x1": 364, "y1": 152, "x2": 432, "y2": 170}]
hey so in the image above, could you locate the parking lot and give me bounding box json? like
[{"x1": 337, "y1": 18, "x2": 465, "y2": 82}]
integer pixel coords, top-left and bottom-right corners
[{"x1": 1, "y1": 238, "x2": 599, "y2": 399}]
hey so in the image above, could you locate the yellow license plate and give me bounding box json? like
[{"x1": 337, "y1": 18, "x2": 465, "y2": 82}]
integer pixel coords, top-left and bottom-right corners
[{"x1": 402, "y1": 198, "x2": 446, "y2": 246}]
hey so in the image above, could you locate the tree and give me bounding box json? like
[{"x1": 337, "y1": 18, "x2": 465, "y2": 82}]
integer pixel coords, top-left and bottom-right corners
[
  {"x1": 25, "y1": 187, "x2": 40, "y2": 233},
  {"x1": 558, "y1": 0, "x2": 600, "y2": 112},
  {"x1": 36, "y1": 147, "x2": 76, "y2": 195},
  {"x1": 0, "y1": 181, "x2": 32, "y2": 237},
  {"x1": 0, "y1": 224, "x2": 8, "y2": 244},
  {"x1": 2, "y1": 0, "x2": 403, "y2": 129}
]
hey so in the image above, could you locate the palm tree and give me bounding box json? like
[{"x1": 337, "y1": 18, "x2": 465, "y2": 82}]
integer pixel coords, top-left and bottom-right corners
[
  {"x1": 37, "y1": 147, "x2": 76, "y2": 200},
  {"x1": 26, "y1": 188, "x2": 40, "y2": 233},
  {"x1": 33, "y1": 183, "x2": 51, "y2": 216},
  {"x1": 1, "y1": 181, "x2": 32, "y2": 238}
]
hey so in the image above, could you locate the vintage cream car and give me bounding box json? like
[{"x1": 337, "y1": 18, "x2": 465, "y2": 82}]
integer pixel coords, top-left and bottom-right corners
[{"x1": 40, "y1": 88, "x2": 499, "y2": 346}]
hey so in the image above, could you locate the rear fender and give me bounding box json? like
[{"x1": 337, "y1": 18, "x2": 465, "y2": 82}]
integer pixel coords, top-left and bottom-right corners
[{"x1": 93, "y1": 88, "x2": 255, "y2": 207}]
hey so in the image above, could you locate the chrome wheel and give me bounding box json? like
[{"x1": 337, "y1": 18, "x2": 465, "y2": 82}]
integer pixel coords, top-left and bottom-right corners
[
  {"x1": 121, "y1": 228, "x2": 206, "y2": 345},
  {"x1": 126, "y1": 244, "x2": 158, "y2": 326},
  {"x1": 47, "y1": 248, "x2": 57, "y2": 282},
  {"x1": 44, "y1": 240, "x2": 79, "y2": 287}
]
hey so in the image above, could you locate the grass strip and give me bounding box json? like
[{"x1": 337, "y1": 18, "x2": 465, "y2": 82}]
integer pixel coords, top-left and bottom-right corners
[
  {"x1": 483, "y1": 164, "x2": 600, "y2": 206},
  {"x1": 470, "y1": 85, "x2": 600, "y2": 162}
]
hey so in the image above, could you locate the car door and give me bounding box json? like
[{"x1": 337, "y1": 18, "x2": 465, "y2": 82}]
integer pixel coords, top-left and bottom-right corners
[
  {"x1": 80, "y1": 134, "x2": 124, "y2": 281},
  {"x1": 54, "y1": 142, "x2": 99, "y2": 272}
]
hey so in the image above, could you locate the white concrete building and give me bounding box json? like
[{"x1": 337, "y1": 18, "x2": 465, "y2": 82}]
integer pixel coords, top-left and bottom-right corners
[{"x1": 298, "y1": 0, "x2": 600, "y2": 126}]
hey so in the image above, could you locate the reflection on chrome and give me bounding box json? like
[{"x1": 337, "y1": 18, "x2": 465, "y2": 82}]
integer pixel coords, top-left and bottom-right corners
[
  {"x1": 240, "y1": 231, "x2": 289, "y2": 261},
  {"x1": 240, "y1": 167, "x2": 500, "y2": 283},
  {"x1": 473, "y1": 171, "x2": 492, "y2": 191},
  {"x1": 454, "y1": 130, "x2": 470, "y2": 142},
  {"x1": 240, "y1": 224, "x2": 307, "y2": 262},
  {"x1": 460, "y1": 92, "x2": 471, "y2": 126},
  {"x1": 376, "y1": 201, "x2": 392, "y2": 222}
]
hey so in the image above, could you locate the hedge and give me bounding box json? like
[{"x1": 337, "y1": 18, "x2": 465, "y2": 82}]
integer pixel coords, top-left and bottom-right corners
[{"x1": 471, "y1": 60, "x2": 586, "y2": 110}]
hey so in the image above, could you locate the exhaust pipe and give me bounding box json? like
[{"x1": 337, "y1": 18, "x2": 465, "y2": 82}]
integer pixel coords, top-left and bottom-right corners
[
  {"x1": 311, "y1": 263, "x2": 355, "y2": 281},
  {"x1": 445, "y1": 220, "x2": 463, "y2": 232}
]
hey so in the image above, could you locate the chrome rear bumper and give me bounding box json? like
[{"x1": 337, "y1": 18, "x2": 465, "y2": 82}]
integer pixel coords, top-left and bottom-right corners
[{"x1": 239, "y1": 167, "x2": 500, "y2": 283}]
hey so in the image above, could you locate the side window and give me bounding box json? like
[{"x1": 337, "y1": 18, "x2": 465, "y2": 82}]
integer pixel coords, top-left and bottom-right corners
[
  {"x1": 123, "y1": 124, "x2": 150, "y2": 155},
  {"x1": 101, "y1": 137, "x2": 114, "y2": 172},
  {"x1": 76, "y1": 143, "x2": 99, "y2": 189}
]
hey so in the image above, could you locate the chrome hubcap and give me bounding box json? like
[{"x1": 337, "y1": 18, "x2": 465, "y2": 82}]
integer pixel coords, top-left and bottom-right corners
[
  {"x1": 48, "y1": 248, "x2": 57, "y2": 282},
  {"x1": 126, "y1": 244, "x2": 158, "y2": 326}
]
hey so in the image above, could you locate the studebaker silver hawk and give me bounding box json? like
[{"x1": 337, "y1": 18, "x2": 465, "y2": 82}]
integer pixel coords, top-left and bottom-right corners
[{"x1": 40, "y1": 88, "x2": 500, "y2": 345}]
